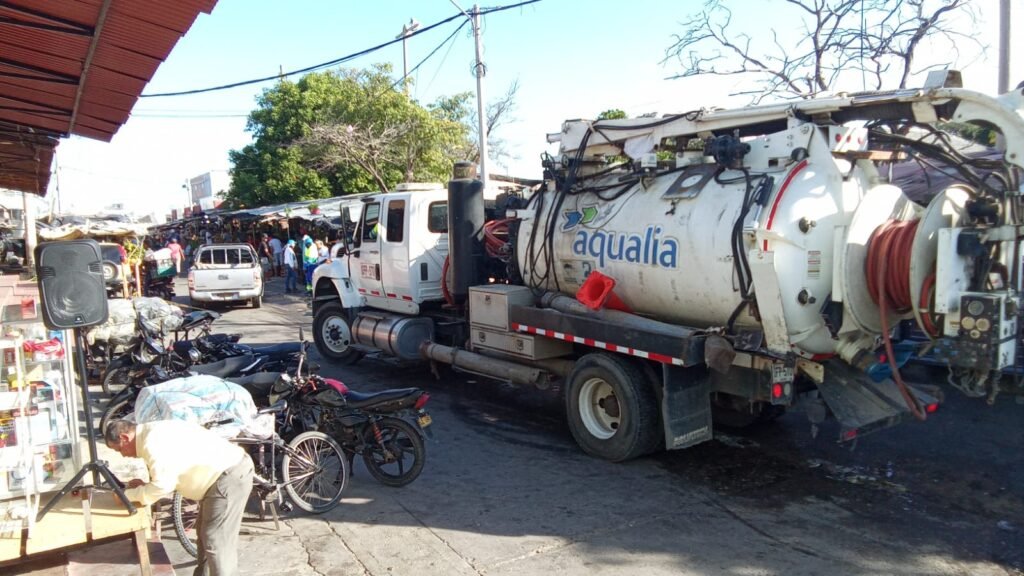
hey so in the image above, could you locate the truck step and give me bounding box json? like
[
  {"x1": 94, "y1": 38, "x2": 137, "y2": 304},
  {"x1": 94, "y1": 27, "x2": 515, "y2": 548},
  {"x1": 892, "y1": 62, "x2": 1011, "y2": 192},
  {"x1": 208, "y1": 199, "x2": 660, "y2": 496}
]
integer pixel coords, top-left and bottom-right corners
[{"x1": 818, "y1": 361, "x2": 939, "y2": 441}]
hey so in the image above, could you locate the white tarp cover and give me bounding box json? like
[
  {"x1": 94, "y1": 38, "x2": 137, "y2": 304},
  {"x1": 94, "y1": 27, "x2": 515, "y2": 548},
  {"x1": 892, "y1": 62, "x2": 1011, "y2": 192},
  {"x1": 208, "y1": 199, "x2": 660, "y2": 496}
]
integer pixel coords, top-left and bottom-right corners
[
  {"x1": 134, "y1": 375, "x2": 274, "y2": 439},
  {"x1": 86, "y1": 297, "x2": 183, "y2": 345},
  {"x1": 37, "y1": 220, "x2": 151, "y2": 241}
]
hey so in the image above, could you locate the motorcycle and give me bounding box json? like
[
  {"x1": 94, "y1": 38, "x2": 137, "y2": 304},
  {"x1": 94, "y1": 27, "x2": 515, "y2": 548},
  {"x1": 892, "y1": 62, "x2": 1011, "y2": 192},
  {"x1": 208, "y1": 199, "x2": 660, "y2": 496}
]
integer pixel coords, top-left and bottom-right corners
[
  {"x1": 101, "y1": 310, "x2": 242, "y2": 395},
  {"x1": 246, "y1": 340, "x2": 432, "y2": 487}
]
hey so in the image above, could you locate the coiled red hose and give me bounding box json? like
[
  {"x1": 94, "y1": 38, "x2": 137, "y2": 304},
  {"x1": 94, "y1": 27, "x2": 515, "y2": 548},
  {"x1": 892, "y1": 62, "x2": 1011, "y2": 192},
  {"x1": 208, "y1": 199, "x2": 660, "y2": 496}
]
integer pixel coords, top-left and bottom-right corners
[
  {"x1": 866, "y1": 219, "x2": 927, "y2": 421},
  {"x1": 866, "y1": 220, "x2": 917, "y2": 313},
  {"x1": 484, "y1": 218, "x2": 512, "y2": 258}
]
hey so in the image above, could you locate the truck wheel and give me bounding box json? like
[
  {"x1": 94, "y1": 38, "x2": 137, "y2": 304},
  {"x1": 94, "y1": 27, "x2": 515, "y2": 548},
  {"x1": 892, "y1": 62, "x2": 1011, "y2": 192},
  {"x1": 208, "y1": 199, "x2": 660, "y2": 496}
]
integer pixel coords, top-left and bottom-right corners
[
  {"x1": 313, "y1": 301, "x2": 363, "y2": 365},
  {"x1": 252, "y1": 295, "x2": 262, "y2": 309},
  {"x1": 565, "y1": 354, "x2": 661, "y2": 462}
]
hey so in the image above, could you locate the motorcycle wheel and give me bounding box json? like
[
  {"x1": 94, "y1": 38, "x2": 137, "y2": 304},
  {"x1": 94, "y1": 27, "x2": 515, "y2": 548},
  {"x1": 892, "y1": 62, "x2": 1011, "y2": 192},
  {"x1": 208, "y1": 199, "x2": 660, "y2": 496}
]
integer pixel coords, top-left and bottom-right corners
[
  {"x1": 171, "y1": 492, "x2": 199, "y2": 558},
  {"x1": 99, "y1": 397, "x2": 134, "y2": 435},
  {"x1": 101, "y1": 361, "x2": 132, "y2": 396},
  {"x1": 362, "y1": 417, "x2": 426, "y2": 488},
  {"x1": 282, "y1": 431, "x2": 348, "y2": 514}
]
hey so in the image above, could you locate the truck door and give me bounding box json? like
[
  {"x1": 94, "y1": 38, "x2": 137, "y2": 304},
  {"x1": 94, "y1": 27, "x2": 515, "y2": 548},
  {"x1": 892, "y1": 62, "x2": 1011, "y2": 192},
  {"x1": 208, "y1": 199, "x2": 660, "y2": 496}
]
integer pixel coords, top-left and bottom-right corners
[
  {"x1": 379, "y1": 197, "x2": 416, "y2": 313},
  {"x1": 353, "y1": 201, "x2": 386, "y2": 306}
]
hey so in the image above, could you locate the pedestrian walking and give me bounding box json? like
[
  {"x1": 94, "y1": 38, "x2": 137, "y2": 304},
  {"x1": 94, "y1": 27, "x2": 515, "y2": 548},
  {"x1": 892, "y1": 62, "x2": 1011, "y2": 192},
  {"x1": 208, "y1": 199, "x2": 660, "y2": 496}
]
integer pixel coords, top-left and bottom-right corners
[
  {"x1": 268, "y1": 234, "x2": 283, "y2": 277},
  {"x1": 302, "y1": 236, "x2": 318, "y2": 293},
  {"x1": 283, "y1": 239, "x2": 298, "y2": 293},
  {"x1": 257, "y1": 234, "x2": 273, "y2": 277},
  {"x1": 105, "y1": 419, "x2": 254, "y2": 576},
  {"x1": 167, "y1": 237, "x2": 183, "y2": 275}
]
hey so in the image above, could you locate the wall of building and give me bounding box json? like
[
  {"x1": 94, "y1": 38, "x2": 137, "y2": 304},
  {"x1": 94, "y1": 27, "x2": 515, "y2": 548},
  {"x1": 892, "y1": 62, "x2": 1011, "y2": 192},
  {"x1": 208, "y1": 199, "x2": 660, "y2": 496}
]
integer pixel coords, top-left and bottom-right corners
[{"x1": 188, "y1": 170, "x2": 231, "y2": 205}]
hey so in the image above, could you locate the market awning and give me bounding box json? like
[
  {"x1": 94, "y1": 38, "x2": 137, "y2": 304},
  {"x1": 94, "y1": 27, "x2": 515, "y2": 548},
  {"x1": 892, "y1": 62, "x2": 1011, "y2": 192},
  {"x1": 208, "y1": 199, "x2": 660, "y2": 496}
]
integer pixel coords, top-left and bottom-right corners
[{"x1": 0, "y1": 0, "x2": 217, "y2": 194}]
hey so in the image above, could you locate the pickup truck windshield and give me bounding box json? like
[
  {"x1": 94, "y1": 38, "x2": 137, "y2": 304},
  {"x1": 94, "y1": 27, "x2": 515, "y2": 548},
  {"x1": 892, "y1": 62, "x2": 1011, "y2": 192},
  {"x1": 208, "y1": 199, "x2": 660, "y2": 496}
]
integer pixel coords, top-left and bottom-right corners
[{"x1": 198, "y1": 247, "x2": 255, "y2": 266}]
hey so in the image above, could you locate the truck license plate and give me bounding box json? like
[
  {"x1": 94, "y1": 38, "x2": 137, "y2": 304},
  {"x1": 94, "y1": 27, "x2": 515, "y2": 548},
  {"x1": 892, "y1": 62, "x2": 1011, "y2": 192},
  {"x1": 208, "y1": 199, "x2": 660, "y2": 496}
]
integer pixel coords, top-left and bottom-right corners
[
  {"x1": 417, "y1": 414, "x2": 432, "y2": 428},
  {"x1": 771, "y1": 363, "x2": 794, "y2": 383}
]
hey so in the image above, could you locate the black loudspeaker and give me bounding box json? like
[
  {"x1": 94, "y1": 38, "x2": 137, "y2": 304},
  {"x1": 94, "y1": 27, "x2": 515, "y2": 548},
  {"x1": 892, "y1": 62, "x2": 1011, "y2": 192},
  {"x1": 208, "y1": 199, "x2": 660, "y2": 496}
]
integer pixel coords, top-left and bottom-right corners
[{"x1": 34, "y1": 240, "x2": 109, "y2": 330}]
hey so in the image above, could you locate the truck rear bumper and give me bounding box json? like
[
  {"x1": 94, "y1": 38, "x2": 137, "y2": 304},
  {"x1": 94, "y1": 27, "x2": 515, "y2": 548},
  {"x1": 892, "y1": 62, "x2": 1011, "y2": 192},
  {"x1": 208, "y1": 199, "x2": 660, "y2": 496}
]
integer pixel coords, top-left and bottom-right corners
[{"x1": 190, "y1": 288, "x2": 261, "y2": 302}]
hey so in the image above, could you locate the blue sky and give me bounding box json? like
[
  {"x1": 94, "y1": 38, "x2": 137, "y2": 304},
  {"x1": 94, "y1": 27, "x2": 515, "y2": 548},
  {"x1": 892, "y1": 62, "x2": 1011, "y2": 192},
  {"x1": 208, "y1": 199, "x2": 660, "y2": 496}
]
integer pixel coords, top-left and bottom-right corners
[{"x1": 48, "y1": 0, "x2": 1019, "y2": 219}]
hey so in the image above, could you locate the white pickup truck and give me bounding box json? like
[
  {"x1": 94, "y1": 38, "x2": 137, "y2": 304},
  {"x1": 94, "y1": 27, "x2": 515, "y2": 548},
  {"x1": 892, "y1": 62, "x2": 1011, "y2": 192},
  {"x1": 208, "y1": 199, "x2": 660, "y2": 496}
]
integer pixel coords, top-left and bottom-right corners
[{"x1": 188, "y1": 243, "x2": 264, "y2": 308}]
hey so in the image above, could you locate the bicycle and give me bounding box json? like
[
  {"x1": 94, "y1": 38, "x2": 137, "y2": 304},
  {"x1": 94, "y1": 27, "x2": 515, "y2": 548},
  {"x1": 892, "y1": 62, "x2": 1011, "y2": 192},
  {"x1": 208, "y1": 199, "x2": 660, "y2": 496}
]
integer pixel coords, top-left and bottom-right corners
[{"x1": 171, "y1": 405, "x2": 348, "y2": 558}]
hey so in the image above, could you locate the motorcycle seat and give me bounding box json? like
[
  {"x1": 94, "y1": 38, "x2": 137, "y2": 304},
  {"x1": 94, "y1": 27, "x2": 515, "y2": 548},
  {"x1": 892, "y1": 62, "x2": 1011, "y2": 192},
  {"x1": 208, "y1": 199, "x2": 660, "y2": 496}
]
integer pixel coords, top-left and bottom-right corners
[
  {"x1": 226, "y1": 372, "x2": 280, "y2": 397},
  {"x1": 238, "y1": 342, "x2": 301, "y2": 356},
  {"x1": 191, "y1": 354, "x2": 260, "y2": 378},
  {"x1": 344, "y1": 387, "x2": 420, "y2": 409}
]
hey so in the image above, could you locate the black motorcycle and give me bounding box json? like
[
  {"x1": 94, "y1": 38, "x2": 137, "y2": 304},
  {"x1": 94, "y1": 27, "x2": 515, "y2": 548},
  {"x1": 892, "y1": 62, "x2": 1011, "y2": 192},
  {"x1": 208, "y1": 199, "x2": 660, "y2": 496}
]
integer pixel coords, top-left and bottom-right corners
[{"x1": 250, "y1": 343, "x2": 431, "y2": 487}]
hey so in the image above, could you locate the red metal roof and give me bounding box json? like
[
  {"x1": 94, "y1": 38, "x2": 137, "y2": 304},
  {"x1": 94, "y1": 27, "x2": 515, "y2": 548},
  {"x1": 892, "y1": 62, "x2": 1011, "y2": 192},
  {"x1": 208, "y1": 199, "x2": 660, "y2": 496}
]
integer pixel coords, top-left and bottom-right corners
[{"x1": 0, "y1": 0, "x2": 217, "y2": 194}]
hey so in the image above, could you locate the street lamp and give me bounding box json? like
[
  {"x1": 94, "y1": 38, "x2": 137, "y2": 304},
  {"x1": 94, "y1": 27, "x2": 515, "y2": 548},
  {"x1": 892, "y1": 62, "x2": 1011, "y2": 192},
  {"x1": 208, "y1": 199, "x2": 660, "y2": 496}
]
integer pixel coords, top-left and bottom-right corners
[{"x1": 396, "y1": 18, "x2": 420, "y2": 95}]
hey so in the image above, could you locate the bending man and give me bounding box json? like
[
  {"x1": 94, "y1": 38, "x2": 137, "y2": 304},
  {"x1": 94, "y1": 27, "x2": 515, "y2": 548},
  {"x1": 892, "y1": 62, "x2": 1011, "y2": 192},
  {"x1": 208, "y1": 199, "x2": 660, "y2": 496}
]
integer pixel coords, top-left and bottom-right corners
[{"x1": 105, "y1": 418, "x2": 254, "y2": 576}]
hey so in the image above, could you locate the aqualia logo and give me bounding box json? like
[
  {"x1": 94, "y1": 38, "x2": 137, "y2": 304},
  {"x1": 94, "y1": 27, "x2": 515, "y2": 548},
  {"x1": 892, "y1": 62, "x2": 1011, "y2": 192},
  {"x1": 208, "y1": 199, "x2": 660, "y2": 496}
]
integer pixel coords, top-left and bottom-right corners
[{"x1": 563, "y1": 208, "x2": 679, "y2": 269}]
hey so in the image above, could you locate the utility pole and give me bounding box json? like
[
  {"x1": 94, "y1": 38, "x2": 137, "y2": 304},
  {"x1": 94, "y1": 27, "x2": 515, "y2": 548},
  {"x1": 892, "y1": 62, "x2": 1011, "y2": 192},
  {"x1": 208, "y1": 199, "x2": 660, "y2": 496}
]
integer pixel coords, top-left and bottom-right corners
[
  {"x1": 471, "y1": 5, "x2": 488, "y2": 186},
  {"x1": 22, "y1": 191, "x2": 36, "y2": 271},
  {"x1": 451, "y1": 1, "x2": 488, "y2": 185},
  {"x1": 998, "y1": 0, "x2": 1011, "y2": 93},
  {"x1": 397, "y1": 19, "x2": 420, "y2": 95}
]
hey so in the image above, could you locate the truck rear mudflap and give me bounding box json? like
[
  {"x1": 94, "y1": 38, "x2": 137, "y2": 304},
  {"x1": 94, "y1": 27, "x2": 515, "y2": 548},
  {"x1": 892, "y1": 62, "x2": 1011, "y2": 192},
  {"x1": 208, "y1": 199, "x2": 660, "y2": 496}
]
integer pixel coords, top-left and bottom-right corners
[{"x1": 817, "y1": 360, "x2": 940, "y2": 442}]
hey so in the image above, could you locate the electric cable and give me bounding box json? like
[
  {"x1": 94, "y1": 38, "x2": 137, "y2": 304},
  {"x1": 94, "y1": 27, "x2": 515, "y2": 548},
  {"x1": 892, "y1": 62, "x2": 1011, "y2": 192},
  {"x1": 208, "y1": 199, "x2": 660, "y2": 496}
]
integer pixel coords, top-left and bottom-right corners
[
  {"x1": 388, "y1": 20, "x2": 468, "y2": 92},
  {"x1": 140, "y1": 0, "x2": 542, "y2": 98}
]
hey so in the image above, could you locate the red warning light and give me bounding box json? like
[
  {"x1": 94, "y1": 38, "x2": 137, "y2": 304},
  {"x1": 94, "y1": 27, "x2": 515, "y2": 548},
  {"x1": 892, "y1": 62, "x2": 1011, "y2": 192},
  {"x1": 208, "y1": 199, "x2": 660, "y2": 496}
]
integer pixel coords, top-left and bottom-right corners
[
  {"x1": 772, "y1": 383, "x2": 784, "y2": 398},
  {"x1": 926, "y1": 402, "x2": 939, "y2": 414}
]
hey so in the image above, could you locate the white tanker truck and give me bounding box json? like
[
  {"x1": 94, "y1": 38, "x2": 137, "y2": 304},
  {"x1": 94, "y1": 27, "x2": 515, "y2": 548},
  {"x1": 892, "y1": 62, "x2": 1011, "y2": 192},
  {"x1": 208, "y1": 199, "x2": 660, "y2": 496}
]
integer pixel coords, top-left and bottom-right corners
[{"x1": 312, "y1": 74, "x2": 1024, "y2": 461}]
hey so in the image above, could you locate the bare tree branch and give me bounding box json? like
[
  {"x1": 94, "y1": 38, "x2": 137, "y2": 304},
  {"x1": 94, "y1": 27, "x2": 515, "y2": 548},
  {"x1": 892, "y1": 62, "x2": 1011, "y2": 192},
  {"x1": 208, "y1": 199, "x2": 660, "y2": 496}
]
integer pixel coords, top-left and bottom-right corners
[{"x1": 664, "y1": 0, "x2": 981, "y2": 102}]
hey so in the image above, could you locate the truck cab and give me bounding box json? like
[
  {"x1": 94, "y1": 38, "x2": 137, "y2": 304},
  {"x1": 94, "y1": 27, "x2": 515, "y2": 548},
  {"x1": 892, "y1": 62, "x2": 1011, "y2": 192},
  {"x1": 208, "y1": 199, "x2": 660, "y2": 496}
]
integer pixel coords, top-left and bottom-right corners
[{"x1": 312, "y1": 184, "x2": 449, "y2": 359}]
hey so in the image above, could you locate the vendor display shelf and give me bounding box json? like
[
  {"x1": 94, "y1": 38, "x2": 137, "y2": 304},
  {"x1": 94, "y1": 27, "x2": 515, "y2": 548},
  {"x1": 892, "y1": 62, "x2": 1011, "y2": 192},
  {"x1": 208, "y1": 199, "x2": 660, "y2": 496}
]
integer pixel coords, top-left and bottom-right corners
[{"x1": 0, "y1": 315, "x2": 81, "y2": 528}]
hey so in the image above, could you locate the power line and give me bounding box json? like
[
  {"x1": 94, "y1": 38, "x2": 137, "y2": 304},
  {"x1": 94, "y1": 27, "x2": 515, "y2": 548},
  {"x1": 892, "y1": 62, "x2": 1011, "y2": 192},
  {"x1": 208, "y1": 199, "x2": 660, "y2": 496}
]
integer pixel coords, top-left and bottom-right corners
[
  {"x1": 141, "y1": 0, "x2": 541, "y2": 99},
  {"x1": 391, "y1": 20, "x2": 469, "y2": 91},
  {"x1": 422, "y1": 16, "x2": 463, "y2": 95}
]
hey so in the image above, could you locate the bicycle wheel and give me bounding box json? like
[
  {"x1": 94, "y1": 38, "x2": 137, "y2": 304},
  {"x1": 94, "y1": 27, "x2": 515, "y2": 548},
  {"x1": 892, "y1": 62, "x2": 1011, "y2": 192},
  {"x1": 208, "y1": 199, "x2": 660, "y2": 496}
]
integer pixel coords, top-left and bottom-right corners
[
  {"x1": 282, "y1": 431, "x2": 347, "y2": 514},
  {"x1": 362, "y1": 417, "x2": 426, "y2": 487},
  {"x1": 171, "y1": 492, "x2": 200, "y2": 558}
]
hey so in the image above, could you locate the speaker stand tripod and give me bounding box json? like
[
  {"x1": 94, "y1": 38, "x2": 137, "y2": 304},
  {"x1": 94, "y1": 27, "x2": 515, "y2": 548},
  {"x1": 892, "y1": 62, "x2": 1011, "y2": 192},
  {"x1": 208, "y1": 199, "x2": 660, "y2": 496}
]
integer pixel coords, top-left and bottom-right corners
[{"x1": 36, "y1": 328, "x2": 135, "y2": 522}]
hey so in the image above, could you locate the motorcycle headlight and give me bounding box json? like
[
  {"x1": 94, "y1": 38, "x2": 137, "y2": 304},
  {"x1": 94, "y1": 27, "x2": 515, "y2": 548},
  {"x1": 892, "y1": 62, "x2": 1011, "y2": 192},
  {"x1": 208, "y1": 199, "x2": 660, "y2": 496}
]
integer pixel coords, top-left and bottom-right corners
[{"x1": 187, "y1": 348, "x2": 202, "y2": 363}]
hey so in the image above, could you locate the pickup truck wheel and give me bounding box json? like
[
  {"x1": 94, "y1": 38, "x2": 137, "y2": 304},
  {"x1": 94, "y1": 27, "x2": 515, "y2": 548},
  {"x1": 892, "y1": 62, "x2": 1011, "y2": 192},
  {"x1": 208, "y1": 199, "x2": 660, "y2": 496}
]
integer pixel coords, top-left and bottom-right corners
[
  {"x1": 565, "y1": 354, "x2": 661, "y2": 462},
  {"x1": 252, "y1": 295, "x2": 262, "y2": 309},
  {"x1": 313, "y1": 301, "x2": 363, "y2": 364}
]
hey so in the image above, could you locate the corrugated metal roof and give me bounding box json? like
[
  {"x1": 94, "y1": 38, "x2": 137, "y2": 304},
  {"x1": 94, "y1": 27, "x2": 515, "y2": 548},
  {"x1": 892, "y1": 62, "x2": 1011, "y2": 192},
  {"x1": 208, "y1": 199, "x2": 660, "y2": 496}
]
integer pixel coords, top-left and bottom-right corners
[{"x1": 0, "y1": 0, "x2": 218, "y2": 194}]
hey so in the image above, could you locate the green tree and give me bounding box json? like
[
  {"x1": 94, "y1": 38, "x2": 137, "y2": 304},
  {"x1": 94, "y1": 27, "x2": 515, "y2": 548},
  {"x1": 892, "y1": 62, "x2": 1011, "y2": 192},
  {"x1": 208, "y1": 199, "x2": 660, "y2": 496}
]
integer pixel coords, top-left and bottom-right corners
[
  {"x1": 597, "y1": 108, "x2": 627, "y2": 120},
  {"x1": 225, "y1": 65, "x2": 471, "y2": 207}
]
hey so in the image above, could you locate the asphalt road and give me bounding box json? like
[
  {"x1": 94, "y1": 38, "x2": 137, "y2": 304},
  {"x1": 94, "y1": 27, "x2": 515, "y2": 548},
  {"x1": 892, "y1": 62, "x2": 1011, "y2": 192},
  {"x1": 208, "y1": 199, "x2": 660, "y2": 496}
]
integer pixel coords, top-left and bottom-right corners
[{"x1": 158, "y1": 277, "x2": 1024, "y2": 575}]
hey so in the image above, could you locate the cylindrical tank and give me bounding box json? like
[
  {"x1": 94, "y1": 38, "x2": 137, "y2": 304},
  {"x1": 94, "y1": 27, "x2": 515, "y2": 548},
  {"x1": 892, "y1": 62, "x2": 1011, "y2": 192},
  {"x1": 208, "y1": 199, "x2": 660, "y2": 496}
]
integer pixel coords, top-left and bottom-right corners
[
  {"x1": 448, "y1": 163, "x2": 485, "y2": 303},
  {"x1": 515, "y1": 158, "x2": 893, "y2": 357},
  {"x1": 353, "y1": 313, "x2": 434, "y2": 360}
]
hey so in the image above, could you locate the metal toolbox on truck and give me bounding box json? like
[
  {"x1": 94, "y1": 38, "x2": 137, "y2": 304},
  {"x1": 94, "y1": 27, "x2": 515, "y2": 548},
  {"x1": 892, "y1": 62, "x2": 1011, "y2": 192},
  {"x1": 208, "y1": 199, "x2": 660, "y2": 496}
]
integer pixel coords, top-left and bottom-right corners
[
  {"x1": 469, "y1": 325, "x2": 572, "y2": 360},
  {"x1": 469, "y1": 285, "x2": 535, "y2": 331}
]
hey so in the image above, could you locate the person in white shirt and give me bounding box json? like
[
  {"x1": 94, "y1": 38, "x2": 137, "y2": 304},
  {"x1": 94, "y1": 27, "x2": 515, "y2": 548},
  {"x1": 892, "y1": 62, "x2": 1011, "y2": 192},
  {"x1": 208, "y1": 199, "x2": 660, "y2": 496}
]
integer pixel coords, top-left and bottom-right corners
[
  {"x1": 268, "y1": 234, "x2": 283, "y2": 277},
  {"x1": 315, "y1": 239, "x2": 330, "y2": 264},
  {"x1": 105, "y1": 419, "x2": 253, "y2": 576},
  {"x1": 283, "y1": 238, "x2": 298, "y2": 293}
]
